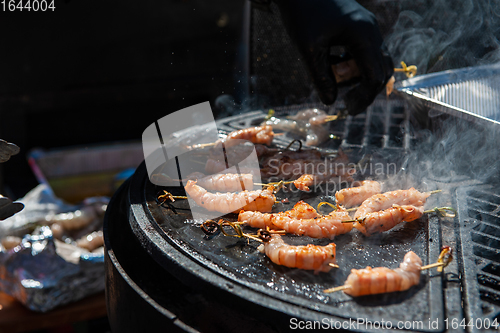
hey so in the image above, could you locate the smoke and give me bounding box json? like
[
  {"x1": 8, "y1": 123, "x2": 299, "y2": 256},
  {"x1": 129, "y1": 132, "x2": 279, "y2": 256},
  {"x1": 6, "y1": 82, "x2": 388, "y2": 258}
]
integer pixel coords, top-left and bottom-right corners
[{"x1": 385, "y1": 0, "x2": 500, "y2": 74}]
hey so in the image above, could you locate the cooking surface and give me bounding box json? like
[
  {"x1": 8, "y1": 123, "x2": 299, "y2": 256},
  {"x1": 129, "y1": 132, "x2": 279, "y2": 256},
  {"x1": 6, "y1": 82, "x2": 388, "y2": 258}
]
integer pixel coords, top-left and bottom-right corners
[
  {"x1": 128, "y1": 100, "x2": 473, "y2": 331},
  {"x1": 145, "y1": 179, "x2": 445, "y2": 327}
]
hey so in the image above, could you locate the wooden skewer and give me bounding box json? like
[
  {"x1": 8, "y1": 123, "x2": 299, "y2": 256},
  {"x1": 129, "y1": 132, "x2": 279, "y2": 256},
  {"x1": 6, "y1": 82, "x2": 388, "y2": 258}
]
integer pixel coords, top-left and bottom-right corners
[
  {"x1": 157, "y1": 190, "x2": 188, "y2": 203},
  {"x1": 329, "y1": 263, "x2": 340, "y2": 269},
  {"x1": 394, "y1": 61, "x2": 417, "y2": 78},
  {"x1": 420, "y1": 262, "x2": 445, "y2": 270},
  {"x1": 324, "y1": 246, "x2": 452, "y2": 294},
  {"x1": 324, "y1": 285, "x2": 351, "y2": 293}
]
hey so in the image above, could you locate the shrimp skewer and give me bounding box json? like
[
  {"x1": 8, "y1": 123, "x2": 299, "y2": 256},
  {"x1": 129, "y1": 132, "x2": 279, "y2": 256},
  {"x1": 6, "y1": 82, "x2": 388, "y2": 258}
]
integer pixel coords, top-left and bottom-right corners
[
  {"x1": 348, "y1": 204, "x2": 455, "y2": 236},
  {"x1": 293, "y1": 174, "x2": 315, "y2": 191},
  {"x1": 258, "y1": 234, "x2": 336, "y2": 273},
  {"x1": 271, "y1": 209, "x2": 353, "y2": 239},
  {"x1": 335, "y1": 180, "x2": 382, "y2": 208},
  {"x1": 238, "y1": 201, "x2": 354, "y2": 239},
  {"x1": 353, "y1": 205, "x2": 424, "y2": 236},
  {"x1": 186, "y1": 172, "x2": 255, "y2": 192},
  {"x1": 354, "y1": 188, "x2": 432, "y2": 220},
  {"x1": 324, "y1": 247, "x2": 452, "y2": 296},
  {"x1": 215, "y1": 125, "x2": 275, "y2": 148},
  {"x1": 184, "y1": 180, "x2": 276, "y2": 214},
  {"x1": 239, "y1": 200, "x2": 321, "y2": 229}
]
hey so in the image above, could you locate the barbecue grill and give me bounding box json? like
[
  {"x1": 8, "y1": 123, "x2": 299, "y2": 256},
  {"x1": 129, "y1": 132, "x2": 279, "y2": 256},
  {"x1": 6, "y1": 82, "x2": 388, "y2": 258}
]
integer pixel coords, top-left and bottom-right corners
[{"x1": 104, "y1": 84, "x2": 500, "y2": 332}]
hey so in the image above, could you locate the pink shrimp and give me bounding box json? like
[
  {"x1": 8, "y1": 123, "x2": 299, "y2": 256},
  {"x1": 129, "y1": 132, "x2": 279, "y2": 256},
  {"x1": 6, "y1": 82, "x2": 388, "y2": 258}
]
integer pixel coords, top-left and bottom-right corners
[
  {"x1": 259, "y1": 234, "x2": 336, "y2": 273},
  {"x1": 271, "y1": 208, "x2": 353, "y2": 239},
  {"x1": 186, "y1": 172, "x2": 254, "y2": 192},
  {"x1": 335, "y1": 180, "x2": 382, "y2": 208},
  {"x1": 293, "y1": 174, "x2": 315, "y2": 191},
  {"x1": 288, "y1": 108, "x2": 326, "y2": 122},
  {"x1": 216, "y1": 125, "x2": 274, "y2": 148},
  {"x1": 238, "y1": 200, "x2": 320, "y2": 229},
  {"x1": 354, "y1": 205, "x2": 424, "y2": 236},
  {"x1": 342, "y1": 251, "x2": 422, "y2": 297},
  {"x1": 354, "y1": 188, "x2": 430, "y2": 219},
  {"x1": 184, "y1": 180, "x2": 275, "y2": 214}
]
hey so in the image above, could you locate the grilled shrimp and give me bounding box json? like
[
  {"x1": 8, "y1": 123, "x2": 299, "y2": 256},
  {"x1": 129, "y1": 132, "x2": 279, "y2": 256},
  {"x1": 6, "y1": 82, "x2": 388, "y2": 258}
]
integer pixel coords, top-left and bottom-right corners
[
  {"x1": 293, "y1": 174, "x2": 315, "y2": 191},
  {"x1": 354, "y1": 205, "x2": 424, "y2": 236},
  {"x1": 343, "y1": 251, "x2": 422, "y2": 297},
  {"x1": 238, "y1": 200, "x2": 320, "y2": 229},
  {"x1": 287, "y1": 108, "x2": 331, "y2": 126},
  {"x1": 335, "y1": 180, "x2": 382, "y2": 208},
  {"x1": 272, "y1": 208, "x2": 353, "y2": 239},
  {"x1": 258, "y1": 234, "x2": 336, "y2": 273},
  {"x1": 288, "y1": 108, "x2": 326, "y2": 122},
  {"x1": 184, "y1": 180, "x2": 275, "y2": 214},
  {"x1": 186, "y1": 172, "x2": 254, "y2": 192},
  {"x1": 354, "y1": 188, "x2": 430, "y2": 220},
  {"x1": 216, "y1": 125, "x2": 274, "y2": 148}
]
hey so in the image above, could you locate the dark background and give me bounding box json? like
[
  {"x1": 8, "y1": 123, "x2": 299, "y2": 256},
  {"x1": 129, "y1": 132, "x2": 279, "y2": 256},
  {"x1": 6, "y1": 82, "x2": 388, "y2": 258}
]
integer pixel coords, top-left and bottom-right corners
[{"x1": 0, "y1": 0, "x2": 247, "y2": 198}]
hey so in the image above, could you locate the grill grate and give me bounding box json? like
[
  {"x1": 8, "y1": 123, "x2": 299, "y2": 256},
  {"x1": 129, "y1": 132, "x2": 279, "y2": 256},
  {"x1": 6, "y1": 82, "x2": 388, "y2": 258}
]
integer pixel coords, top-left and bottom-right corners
[
  {"x1": 457, "y1": 185, "x2": 500, "y2": 330},
  {"x1": 216, "y1": 96, "x2": 413, "y2": 152}
]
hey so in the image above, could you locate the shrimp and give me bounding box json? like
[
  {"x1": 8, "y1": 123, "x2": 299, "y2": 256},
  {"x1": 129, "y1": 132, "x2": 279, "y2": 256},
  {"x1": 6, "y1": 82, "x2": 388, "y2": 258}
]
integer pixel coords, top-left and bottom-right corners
[
  {"x1": 291, "y1": 171, "x2": 357, "y2": 192},
  {"x1": 288, "y1": 108, "x2": 326, "y2": 122},
  {"x1": 287, "y1": 108, "x2": 331, "y2": 126},
  {"x1": 258, "y1": 234, "x2": 336, "y2": 273},
  {"x1": 343, "y1": 251, "x2": 422, "y2": 297},
  {"x1": 354, "y1": 205, "x2": 424, "y2": 236},
  {"x1": 216, "y1": 125, "x2": 274, "y2": 148},
  {"x1": 354, "y1": 188, "x2": 430, "y2": 220},
  {"x1": 184, "y1": 180, "x2": 275, "y2": 214},
  {"x1": 271, "y1": 208, "x2": 353, "y2": 239},
  {"x1": 186, "y1": 172, "x2": 254, "y2": 192},
  {"x1": 238, "y1": 200, "x2": 320, "y2": 229},
  {"x1": 335, "y1": 180, "x2": 382, "y2": 208},
  {"x1": 293, "y1": 174, "x2": 315, "y2": 191}
]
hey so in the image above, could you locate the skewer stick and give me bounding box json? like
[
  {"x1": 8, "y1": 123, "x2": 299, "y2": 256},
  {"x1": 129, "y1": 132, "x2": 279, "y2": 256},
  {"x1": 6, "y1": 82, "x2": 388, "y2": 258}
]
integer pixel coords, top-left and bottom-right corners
[
  {"x1": 324, "y1": 285, "x2": 351, "y2": 293},
  {"x1": 324, "y1": 246, "x2": 452, "y2": 294},
  {"x1": 329, "y1": 263, "x2": 340, "y2": 269},
  {"x1": 318, "y1": 202, "x2": 358, "y2": 213},
  {"x1": 340, "y1": 205, "x2": 456, "y2": 224},
  {"x1": 420, "y1": 262, "x2": 445, "y2": 270},
  {"x1": 157, "y1": 190, "x2": 188, "y2": 203},
  {"x1": 394, "y1": 61, "x2": 417, "y2": 78},
  {"x1": 423, "y1": 206, "x2": 457, "y2": 218}
]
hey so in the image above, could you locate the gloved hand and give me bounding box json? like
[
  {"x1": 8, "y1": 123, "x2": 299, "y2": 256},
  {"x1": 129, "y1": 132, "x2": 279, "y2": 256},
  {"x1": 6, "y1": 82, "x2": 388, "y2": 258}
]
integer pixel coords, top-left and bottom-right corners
[{"x1": 272, "y1": 0, "x2": 394, "y2": 115}]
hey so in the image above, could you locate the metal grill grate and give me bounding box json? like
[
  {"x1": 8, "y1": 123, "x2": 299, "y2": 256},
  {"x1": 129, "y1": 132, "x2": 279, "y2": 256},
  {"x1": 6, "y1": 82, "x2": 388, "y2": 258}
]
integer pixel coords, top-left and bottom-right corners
[
  {"x1": 216, "y1": 96, "x2": 413, "y2": 152},
  {"x1": 457, "y1": 186, "x2": 500, "y2": 330}
]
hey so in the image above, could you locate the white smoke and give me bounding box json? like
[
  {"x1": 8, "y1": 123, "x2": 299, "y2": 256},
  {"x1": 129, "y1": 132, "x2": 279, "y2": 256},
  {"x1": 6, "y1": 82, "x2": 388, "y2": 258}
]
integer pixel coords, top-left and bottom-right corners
[{"x1": 385, "y1": 0, "x2": 500, "y2": 74}]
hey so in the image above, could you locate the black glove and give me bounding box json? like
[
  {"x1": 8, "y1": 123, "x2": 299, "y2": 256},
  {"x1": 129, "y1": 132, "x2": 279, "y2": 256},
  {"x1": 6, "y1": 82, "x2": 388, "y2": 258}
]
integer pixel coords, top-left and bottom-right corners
[{"x1": 273, "y1": 0, "x2": 394, "y2": 115}]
